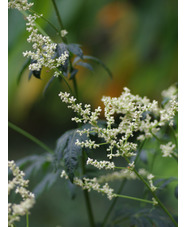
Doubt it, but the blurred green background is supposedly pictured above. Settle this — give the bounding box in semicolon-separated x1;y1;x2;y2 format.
8;0;177;226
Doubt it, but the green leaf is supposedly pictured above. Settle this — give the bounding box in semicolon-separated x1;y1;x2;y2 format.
33;171;60;197
112;206;176;227
17;57;30;84
83;55;112;78
16;154;53;178
55;129;88;182
76;61;94;71
154;177;177;191
67;43;83;59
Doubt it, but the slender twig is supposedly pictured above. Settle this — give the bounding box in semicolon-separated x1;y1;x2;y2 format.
101;179;126;227
21;11;49;37
124;156;178;227
101;139;146;227
115;194;153;204
51;0;67;43
8;122;54;154
26;212;29;227
72;77;79;102
81;151;95;227
29;9;60;34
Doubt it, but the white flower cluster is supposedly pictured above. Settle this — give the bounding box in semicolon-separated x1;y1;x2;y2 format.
8;160;35;227
61;30;68;38
59;85;177;160
60;171;115;200
86;158;115;170
9;0;69;77
8;0;34;11
97;168;149;184
160;142;176;157
147;174;157;191
23;13;69;74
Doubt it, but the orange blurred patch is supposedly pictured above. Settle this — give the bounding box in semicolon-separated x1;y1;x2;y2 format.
97;2;129;28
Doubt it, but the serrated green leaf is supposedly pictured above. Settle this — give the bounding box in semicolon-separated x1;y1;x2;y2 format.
17;57;30;84
16;154;52;178
67;43;83;59
55;129;88;182
83;55;112;78
33;171;60;197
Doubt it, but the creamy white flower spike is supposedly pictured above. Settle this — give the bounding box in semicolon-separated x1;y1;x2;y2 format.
86;158;115;170
60;170;116;200
8;160;35;227
58;85;178;160
8;0;34;11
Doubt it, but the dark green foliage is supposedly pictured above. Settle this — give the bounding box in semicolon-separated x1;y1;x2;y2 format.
55;129;88;182
76;61;94;71
83;55;112;78
67;43;84;59
33;171;60;197
154;177;177;194
15;154;60;198
16;154;52;178
112;206;176;227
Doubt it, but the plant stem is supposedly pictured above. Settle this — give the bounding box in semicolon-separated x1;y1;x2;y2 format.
101;179;126;227
72;77;79;102
81;151;95;227
26;212;29;227
8;122;54;154
101;139;146;227
21;11;49;37
115;194;153;204
51;0;67;43
124;156;178;227
29;9;60;34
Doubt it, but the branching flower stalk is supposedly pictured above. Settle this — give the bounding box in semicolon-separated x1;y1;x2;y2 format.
59;85;178;226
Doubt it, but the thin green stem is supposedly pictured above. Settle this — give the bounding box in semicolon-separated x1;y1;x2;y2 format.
21;11;49;37
26;212;29;227
8;122;54;154
115;194;153;204
81;151;95;227
51;0;67;43
101;179;126;227
72;77;79;102
101;140;146;227
29;9;60;34
124;156;178;227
